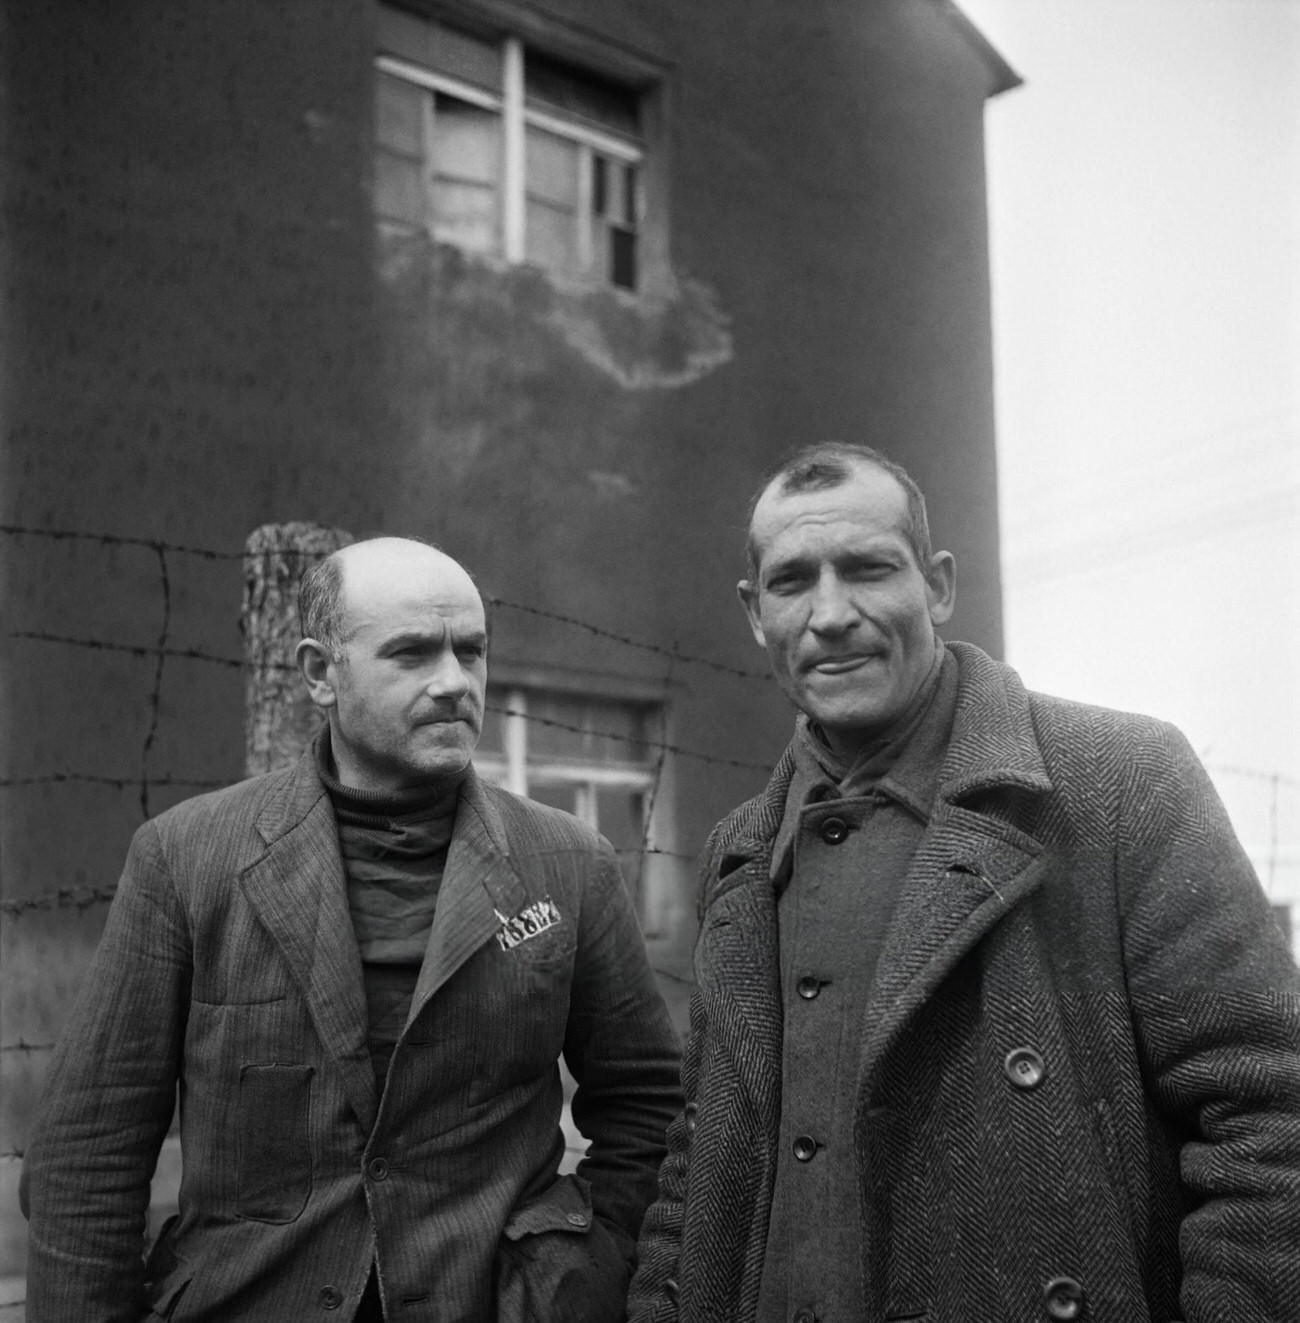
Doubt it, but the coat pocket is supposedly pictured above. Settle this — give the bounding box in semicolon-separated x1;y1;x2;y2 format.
236;1062;313;1223
495;1173;633;1323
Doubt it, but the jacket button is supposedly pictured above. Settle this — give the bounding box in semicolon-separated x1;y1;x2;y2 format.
565;1211;589;1227
1004;1046;1046;1090
818;817;849;844
796;976;822;1000
1044;1276;1084;1320
684;1102;698;1134
318;1286;343;1310
793;1311;819;1323
792;1134;818;1162
367;1157;389;1180
665;1278;680;1303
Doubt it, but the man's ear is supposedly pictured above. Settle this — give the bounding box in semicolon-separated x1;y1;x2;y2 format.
925;552;957;626
296;638;338;709
737;580;767;648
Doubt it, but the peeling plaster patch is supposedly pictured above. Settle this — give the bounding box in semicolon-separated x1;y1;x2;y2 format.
378;235;732;392
587;469;638;499
544;277;733;390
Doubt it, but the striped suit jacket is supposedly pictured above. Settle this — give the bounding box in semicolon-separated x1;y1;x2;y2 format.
629;641;1300;1323
23;749;681;1321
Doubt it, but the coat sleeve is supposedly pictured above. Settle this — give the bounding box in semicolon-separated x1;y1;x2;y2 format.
561;837;683;1255
21;818;191;1323
1117;721;1300;1323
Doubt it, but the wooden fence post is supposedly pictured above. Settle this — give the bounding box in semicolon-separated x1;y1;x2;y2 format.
242;522;352;776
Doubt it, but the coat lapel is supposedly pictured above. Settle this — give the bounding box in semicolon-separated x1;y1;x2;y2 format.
859;806;1049;1093
859;641;1055;1093
238;752;377;1132
405;769;529;1025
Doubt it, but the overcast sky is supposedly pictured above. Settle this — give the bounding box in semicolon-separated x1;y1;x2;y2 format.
958;0;1299;911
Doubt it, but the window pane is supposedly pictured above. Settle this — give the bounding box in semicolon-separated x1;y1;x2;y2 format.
528;782;582;818
609;226;637;290
432;181;498;253
525;693;648;763
375;151;426;228
526;127;579;207
432;95;500;253
525;49;640;137
526;199;579;274
435;95;500;184
376;71;424;157
594;786;648;854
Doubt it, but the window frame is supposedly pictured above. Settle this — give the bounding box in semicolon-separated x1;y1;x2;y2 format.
375;29;648;289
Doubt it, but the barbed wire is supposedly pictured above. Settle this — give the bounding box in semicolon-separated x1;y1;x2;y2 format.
4;628;776;780
1;522;769;680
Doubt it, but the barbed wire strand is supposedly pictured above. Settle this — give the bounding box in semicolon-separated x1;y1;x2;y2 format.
1;523;769;680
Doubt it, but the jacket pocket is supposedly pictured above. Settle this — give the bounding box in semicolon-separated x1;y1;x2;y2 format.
236;1062;313;1223
496;1173;632;1323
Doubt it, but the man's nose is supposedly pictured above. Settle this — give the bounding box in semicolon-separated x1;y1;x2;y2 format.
807;573;857;635
425;650;471;698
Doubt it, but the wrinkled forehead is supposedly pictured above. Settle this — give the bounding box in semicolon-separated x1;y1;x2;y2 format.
750;465;912;565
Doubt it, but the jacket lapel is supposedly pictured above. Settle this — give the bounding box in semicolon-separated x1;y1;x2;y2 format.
405;769;528;1025
238;751;377;1132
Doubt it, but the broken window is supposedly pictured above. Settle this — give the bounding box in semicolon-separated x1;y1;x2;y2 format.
374;3;647;292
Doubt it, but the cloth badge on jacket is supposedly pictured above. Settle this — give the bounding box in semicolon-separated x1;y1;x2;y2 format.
494;896;562;951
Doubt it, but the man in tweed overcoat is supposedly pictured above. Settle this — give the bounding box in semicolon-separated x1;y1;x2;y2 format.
23;537;681;1322
628;443;1300;1323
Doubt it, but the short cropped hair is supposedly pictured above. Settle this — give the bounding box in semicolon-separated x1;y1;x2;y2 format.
744;441;933;578
298;551;349;661
297;535;487;662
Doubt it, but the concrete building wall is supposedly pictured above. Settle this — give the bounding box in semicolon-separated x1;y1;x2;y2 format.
0;0;1010;1285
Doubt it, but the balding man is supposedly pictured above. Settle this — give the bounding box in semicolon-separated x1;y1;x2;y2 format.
23;537;681;1323
629;443;1300;1323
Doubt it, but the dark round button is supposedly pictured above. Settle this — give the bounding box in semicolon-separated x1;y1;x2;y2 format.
792;1134;818;1162
1043;1276;1084;1320
1004;1047;1046;1090
319;1286;343;1311
793;1311;819;1323
367;1157;389;1181
684;1102;698;1134
796;976;822;1000
818;817;849;845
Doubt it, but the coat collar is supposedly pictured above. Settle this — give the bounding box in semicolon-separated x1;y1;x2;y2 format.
715;640;1052;878
700;642;1056;1114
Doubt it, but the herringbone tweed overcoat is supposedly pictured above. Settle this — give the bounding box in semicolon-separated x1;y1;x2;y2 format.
628;641;1300;1323
22;750;681;1322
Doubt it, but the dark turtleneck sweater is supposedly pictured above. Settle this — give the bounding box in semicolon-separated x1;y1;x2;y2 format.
314;733;463;1090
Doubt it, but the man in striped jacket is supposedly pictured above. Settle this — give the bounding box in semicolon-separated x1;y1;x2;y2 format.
24;536;681;1322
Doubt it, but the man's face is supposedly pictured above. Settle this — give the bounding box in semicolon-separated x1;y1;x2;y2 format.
307;543;487;793
738;463;955;755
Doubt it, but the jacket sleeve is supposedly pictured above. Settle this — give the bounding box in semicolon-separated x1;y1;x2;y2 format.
21;818;191;1323
1117;721;1300;1323
562;837;683;1255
